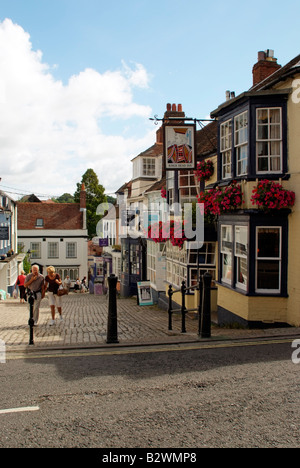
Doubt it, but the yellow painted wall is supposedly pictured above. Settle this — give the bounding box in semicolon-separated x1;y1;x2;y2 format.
282;79;300;325
218;285;288;323
216;76;300;327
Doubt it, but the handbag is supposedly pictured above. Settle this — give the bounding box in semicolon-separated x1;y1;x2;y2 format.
57;285;68;297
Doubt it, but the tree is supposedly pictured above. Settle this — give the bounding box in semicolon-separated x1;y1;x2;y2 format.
74;169;107;238
53;193;75;203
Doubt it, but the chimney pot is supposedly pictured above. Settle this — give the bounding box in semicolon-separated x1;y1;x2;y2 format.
172;104;176;112
257;51;266;61
252;50;281;86
178;104;182;112
167;103;171;111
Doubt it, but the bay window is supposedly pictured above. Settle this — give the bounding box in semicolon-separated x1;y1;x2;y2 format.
219;215;287;297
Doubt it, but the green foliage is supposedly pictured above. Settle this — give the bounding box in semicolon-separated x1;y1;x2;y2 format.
53;193;75;203
74;169;107;238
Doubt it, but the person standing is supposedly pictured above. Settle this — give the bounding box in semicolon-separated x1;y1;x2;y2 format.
45;266;63;326
24;265;45;325
14;270;27;303
63;275;71;292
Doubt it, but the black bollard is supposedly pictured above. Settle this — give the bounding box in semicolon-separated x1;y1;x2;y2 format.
167;285;173;331
106;274;119;344
198;275;203;336
28;292;34;345
181;281;187;333
201;272;212;339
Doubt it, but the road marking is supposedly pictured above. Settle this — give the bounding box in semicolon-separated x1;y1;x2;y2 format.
0;406;39;415
5;337;297;361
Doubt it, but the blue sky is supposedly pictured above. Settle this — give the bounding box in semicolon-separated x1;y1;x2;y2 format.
0;0;299;198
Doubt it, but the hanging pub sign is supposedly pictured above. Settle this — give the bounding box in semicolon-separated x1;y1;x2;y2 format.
164;123;196;170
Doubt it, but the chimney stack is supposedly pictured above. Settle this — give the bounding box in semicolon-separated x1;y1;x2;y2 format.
252;50;281;86
156;104;185;143
80;183;86;209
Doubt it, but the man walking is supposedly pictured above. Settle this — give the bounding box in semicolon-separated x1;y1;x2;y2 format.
24;265;45;325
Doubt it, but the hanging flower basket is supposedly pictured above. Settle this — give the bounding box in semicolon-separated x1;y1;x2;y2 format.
197;181;243;219
251;180;295;211
147;220;187;249
161;187;167;199
195;160;214;182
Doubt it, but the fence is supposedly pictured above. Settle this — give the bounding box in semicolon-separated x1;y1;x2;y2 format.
167;272;214;338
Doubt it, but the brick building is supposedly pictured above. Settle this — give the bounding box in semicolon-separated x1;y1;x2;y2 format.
17;185;88;284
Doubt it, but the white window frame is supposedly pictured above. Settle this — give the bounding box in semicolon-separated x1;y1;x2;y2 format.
255;226;282;294
30;242;41;259
220;120;232;180
178;170;198;204
235;225;248;291
234;111;248;176
256;107;282;174
35;218;44;228
48;242;59;259
221;225;233;284
142;158;156;177
66;242;77;259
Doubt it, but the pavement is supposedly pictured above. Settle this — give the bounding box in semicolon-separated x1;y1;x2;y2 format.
1;292;300;353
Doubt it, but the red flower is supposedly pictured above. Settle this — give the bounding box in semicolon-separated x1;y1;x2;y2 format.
251;180;295;211
195;160;214;182
147;220;187;249
197;181;243;218
161;187;167;199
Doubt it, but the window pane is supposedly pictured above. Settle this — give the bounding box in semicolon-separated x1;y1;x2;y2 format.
270;125;281;140
257;142;268;156
221;226;232;252
270;157;281;172
235;226;248;257
257;260;280;290
257;109;268;124
237;146;248;175
269;108;281;124
257;156;268;172
237;257;248;287
222;253;232;281
257;228;280;258
258;125;269;140
270;141;281;156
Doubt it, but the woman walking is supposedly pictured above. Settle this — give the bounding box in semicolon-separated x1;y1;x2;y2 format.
45;266;63;326
14;270;27;303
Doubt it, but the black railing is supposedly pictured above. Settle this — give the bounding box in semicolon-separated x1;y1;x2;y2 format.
168;272;214;338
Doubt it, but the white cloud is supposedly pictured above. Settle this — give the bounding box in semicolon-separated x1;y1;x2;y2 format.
0;19;155;198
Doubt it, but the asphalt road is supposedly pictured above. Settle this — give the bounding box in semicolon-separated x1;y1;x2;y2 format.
0;339;299;449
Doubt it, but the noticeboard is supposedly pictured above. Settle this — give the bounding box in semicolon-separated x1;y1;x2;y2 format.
0;227;9;241
137;281;153;306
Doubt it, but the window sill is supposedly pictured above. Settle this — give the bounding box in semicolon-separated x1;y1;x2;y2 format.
217;281;288;298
